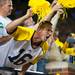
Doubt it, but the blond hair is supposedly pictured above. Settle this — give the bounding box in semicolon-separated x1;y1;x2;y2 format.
38;21;52;29
0;0;11;6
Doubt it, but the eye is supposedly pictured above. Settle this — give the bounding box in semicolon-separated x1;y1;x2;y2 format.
48;29;52;32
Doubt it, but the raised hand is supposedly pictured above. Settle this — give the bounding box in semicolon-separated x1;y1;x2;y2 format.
26;8;33;18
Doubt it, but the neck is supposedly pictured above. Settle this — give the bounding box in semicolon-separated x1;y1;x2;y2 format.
0;11;7;17
31;44;37;49
31;41;42;49
0;13;6;17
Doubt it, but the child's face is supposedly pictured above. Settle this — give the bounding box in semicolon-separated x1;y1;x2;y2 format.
32;27;52;47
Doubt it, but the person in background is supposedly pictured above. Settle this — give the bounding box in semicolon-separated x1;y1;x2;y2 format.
0;0;33;45
0;0;13;45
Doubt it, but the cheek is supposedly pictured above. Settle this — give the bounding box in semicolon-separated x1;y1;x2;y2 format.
36;31;43;36
5;8;9;12
40;32;48;40
39;32;47;38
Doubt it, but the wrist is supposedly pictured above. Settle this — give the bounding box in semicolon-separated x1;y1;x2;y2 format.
51;9;57;13
25;14;31;19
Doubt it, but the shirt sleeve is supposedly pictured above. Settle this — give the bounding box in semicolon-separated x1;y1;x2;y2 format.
12;26;35;41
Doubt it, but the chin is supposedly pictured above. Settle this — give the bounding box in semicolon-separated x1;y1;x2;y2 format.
32;41;42;47
8;12;12;15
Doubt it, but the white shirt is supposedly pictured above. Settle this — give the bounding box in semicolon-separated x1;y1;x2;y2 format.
0;16;12;37
0;16;12;66
0;39;42;70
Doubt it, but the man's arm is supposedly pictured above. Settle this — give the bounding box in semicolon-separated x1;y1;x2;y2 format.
0;35;12;45
44;3;63;22
19;63;32;75
6;8;33;34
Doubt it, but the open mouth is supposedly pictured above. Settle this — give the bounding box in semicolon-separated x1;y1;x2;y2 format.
32;41;42;47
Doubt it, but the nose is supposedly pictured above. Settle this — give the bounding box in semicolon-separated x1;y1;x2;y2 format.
33;32;43;41
34;34;41;39
11;6;13;10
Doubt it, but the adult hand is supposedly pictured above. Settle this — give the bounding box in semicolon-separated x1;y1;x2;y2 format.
51;0;57;7
52;3;63;13
26;8;33;18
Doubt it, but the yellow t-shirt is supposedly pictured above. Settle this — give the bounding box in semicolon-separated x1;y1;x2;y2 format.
12;26;35;41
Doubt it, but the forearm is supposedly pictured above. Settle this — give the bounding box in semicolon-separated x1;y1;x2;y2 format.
33;22;40;30
19;63;32;75
6;15;31;34
45;2;63;22
51;0;57;7
0;35;12;45
44;9;56;22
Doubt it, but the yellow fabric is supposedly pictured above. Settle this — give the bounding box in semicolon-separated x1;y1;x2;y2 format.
52;38;75;56
12;26;35;41
41;41;49;55
31;56;39;64
28;0;51;20
61;42;75;56
62;42;69;50
65;48;75;56
58;0;75;8
56;72;60;75
55;38;63;48
58;41;75;56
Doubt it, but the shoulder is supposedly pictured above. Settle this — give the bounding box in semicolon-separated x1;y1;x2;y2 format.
0;16;12;27
12;26;35;41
